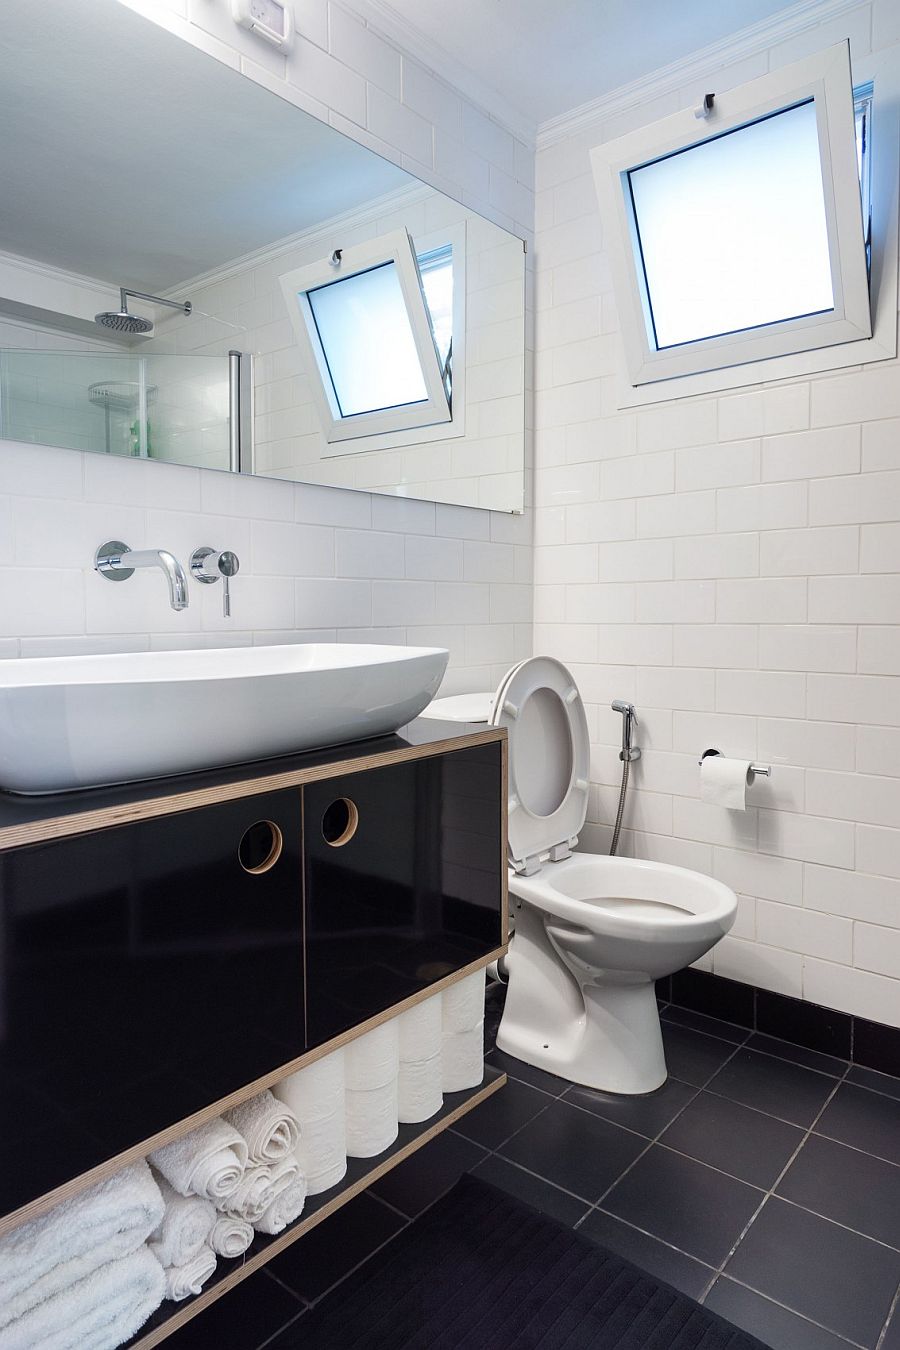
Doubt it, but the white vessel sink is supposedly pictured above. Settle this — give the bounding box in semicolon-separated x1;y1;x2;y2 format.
0;643;449;794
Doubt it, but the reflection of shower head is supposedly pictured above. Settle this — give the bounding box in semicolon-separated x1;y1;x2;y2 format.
95;287;192;335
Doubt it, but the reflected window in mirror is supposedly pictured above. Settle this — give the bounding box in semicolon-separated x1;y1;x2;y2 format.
280;228;451;445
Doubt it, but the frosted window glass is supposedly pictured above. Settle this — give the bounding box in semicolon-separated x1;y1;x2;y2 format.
629;100;834;349
419;247;453;371
307;261;428;417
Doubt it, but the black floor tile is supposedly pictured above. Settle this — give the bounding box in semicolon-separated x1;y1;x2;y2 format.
164;1270;304;1350
756;989;852;1060
661;1022;741;1087
470;1154;591;1227
563;1075;697;1138
451;1077;552;1150
725;1196;900;1347
267;1192;406;1302
745;1031;847;1077
814;1081;900;1165
581;1208;714;1300
660;1091;804;1189
661;1004;750;1044
846;1064;900;1102
499;1098;646;1202
704;1277;858;1350
707;1047;837;1127
601;1144;762;1267
485;1046;571;1097
368;1128;487;1218
777;1133;900;1248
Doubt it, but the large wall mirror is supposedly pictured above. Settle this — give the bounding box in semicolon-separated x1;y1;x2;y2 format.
0;1;526;512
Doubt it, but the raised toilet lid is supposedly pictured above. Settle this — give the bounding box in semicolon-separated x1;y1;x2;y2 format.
489;656;590;875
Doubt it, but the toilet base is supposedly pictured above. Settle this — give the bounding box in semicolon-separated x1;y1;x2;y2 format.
497;905;667;1094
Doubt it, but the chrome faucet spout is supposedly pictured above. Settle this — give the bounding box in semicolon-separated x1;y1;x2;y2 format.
94;541;189;611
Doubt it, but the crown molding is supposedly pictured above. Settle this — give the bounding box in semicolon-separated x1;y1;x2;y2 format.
537;0;867;148
162;182;432;298
332;0;537;146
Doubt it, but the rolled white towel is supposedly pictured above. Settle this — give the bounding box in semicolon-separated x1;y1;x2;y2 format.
222;1163;274;1224
149;1117;248;1203
224;1090;300;1165
442;969;486;1033
162;1244;217;1303
0;1160;163;1333
208;1216;255;1260
0;1245;165;1350
253;1160;307;1236
148;1175;216;1270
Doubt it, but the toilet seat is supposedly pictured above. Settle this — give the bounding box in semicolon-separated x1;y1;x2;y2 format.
489;656;590;876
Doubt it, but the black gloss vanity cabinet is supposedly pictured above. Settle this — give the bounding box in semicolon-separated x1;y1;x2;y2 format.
0;729;506;1226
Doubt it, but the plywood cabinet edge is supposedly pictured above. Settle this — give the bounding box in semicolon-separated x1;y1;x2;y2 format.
129;1071;507;1350
0;947;508;1239
0;728;507;853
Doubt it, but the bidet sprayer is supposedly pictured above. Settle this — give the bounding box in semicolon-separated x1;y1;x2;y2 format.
612;700;641;762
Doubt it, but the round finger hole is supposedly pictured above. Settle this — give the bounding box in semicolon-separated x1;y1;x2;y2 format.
322;797;358;847
238;820;283;874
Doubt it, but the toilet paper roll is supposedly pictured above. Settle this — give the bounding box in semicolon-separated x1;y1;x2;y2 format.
345;1079;399;1158
700;754;752;810
398;1053;443;1124
274;1048;345;1123
397;994;443;1063
306;1154;348;1197
441;1024;484;1092
296;1108;347;1193
442;969;486;1034
345;1022;400;1091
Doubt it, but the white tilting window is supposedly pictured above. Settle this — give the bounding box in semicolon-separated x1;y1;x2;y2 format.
592;43;871;388
279;228;451;443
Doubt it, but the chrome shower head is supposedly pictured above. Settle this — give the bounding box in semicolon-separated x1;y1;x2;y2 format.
95;307;154;334
95;287;192;336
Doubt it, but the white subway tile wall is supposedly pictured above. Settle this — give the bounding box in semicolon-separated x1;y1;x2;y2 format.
0;0;534;700
533;0;900;1027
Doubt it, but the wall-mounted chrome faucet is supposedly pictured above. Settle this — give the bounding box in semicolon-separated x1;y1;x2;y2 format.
190;546;240;617
612;699;641;762
94;541;189;611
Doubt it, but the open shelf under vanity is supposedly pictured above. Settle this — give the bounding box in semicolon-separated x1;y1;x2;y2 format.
127;1065;505;1348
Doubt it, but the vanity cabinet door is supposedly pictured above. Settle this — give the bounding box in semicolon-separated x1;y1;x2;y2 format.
303;741;504;1047
0;789;303;1219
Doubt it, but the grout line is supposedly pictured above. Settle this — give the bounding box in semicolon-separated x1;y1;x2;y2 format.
261;1268;309;1303
843;1072;900;1104
696;1061;851;1305
367;1191;416;1223
773;1193;900;1255
875;1282;900;1350
305;1220;415;1308
473;1149;597;1208
256;1306;309;1349
714;1275;869;1349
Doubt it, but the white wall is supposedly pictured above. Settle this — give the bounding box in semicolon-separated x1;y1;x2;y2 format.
0;0;533;695
533;0;900;1026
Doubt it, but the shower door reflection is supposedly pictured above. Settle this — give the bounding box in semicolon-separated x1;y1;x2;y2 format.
0;350;241;471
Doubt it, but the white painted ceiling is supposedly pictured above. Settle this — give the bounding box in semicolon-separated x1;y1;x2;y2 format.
346;0;806;129
0;0;410;291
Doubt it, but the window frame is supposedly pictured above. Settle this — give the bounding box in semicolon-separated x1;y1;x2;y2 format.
592;43;872;391
279;227;451;444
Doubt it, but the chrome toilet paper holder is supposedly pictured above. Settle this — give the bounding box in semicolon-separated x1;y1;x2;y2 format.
700;747;771;779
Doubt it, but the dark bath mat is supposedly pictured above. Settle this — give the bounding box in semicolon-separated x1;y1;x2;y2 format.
284;1172;768;1348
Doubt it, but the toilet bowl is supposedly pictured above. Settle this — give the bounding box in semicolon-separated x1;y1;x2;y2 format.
476;655;737;1094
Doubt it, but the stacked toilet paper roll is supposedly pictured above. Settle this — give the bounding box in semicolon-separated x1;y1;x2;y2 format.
345;1023;400;1157
274;1050;348;1196
396;994;443;1124
441;969;485;1092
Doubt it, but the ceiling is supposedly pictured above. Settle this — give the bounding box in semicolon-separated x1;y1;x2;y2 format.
346;0;807;130
0;0;410;291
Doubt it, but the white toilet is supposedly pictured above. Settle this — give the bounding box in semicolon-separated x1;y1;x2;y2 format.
422;657;737;1095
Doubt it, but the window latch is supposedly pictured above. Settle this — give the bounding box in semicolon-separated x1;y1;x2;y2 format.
694;92;715;120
